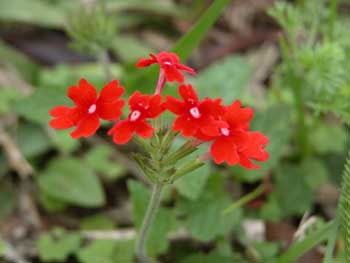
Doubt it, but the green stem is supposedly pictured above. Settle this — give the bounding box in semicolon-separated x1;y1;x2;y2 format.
329;0;338;40
135;183;163;263
99;49;112;82
223;184;266;215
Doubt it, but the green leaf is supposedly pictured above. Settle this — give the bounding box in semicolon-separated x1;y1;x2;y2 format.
38;191;68;212
50;130;80;154
111;36;153;62
0;182;16;219
253;241;280;262
173;142;211;200
77;240;116;263
80;214;115;230
180;250;245;263
276;221;334;263
84;145;126;181
37;227;81;262
127;180;177;256
311;123;347;154
275;163;314;216
15;122;51;158
231;105;292;182
301;157;328;190
196;56;252;104
38;158;105;207
172;0;231;60
177;174;241;242
0;89;22;114
112;239;135;263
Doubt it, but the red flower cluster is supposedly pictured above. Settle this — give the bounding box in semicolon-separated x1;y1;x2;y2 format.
49;51;269;169
164;85;269;169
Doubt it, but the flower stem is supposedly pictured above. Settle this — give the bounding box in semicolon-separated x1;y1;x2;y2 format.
135;182;163;263
99;49;112;82
154;68;166;95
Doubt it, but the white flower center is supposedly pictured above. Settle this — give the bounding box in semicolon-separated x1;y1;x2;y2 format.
189;107;201;119
220;128;230;136
88;104;96;114
163;61;172;65
130;110;141;121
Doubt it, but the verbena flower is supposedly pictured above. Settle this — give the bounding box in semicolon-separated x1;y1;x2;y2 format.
164;84;224;137
108;91;164;144
49;79;125;138
136;51;196;83
200;101;269;169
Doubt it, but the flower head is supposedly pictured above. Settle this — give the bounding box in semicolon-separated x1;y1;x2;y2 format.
108;91;164;144
201;100;269;169
164;84;224;137
136;51;196;83
49;79;125;138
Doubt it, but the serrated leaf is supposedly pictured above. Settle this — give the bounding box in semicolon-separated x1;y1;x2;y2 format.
38;158;105;207
37;228;81;262
196;56;252;104
128;180;177;256
231;105;292;182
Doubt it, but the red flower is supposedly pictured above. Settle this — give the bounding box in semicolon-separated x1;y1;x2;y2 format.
49;79;125;138
108;91;164;144
164;84;224;137
201;101;269;169
136;51;196;83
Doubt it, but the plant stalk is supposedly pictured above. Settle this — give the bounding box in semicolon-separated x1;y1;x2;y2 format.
135;183;163;263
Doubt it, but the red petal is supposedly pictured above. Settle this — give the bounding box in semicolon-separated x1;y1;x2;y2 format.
165;68;184;83
70;114;100;138
147;94;164;118
98;100;125;120
199;98;224;117
176;63;196;75
210;137;239;165
173;115;198;137
49;106;71;117
96;80;125;120
201;120;228;137
68;79;97;108
164;96;186;115
128;91;143;108
49;106;82;129
178;84;198;104
98;80;124;103
239;155;260;170
108;120;134;144
136;57;156;68
225;100;253;128
135;120;154;138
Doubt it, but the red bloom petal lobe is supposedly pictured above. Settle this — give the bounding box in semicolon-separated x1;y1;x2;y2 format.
68;79;97;108
164;96;186;115
210;137;239;165
70;114;100;139
178;84;198;103
109;120;134;144
135;121;154;138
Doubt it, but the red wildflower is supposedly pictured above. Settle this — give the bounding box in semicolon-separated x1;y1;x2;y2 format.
108;91;164;144
136;51;196;83
201;101;269;169
49;79;125;138
164;84;224;137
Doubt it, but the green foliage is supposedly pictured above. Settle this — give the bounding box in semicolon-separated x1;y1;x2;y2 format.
177;174;241;242
180;250;245;263
38;158;105;207
195;56;252;104
0;0;64;28
339;149;350;262
80;214;115;230
77;240;116;263
37;227;82;262
66;6;116;55
0;88;22;114
128;180;177;256
276;221;334;263
0;182;16;219
84;145;126;181
253;241;280;263
311;123;347;154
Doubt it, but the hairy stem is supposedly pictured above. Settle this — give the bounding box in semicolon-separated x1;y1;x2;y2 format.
135;183;163;263
154;68;166;95
329;0;338;40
